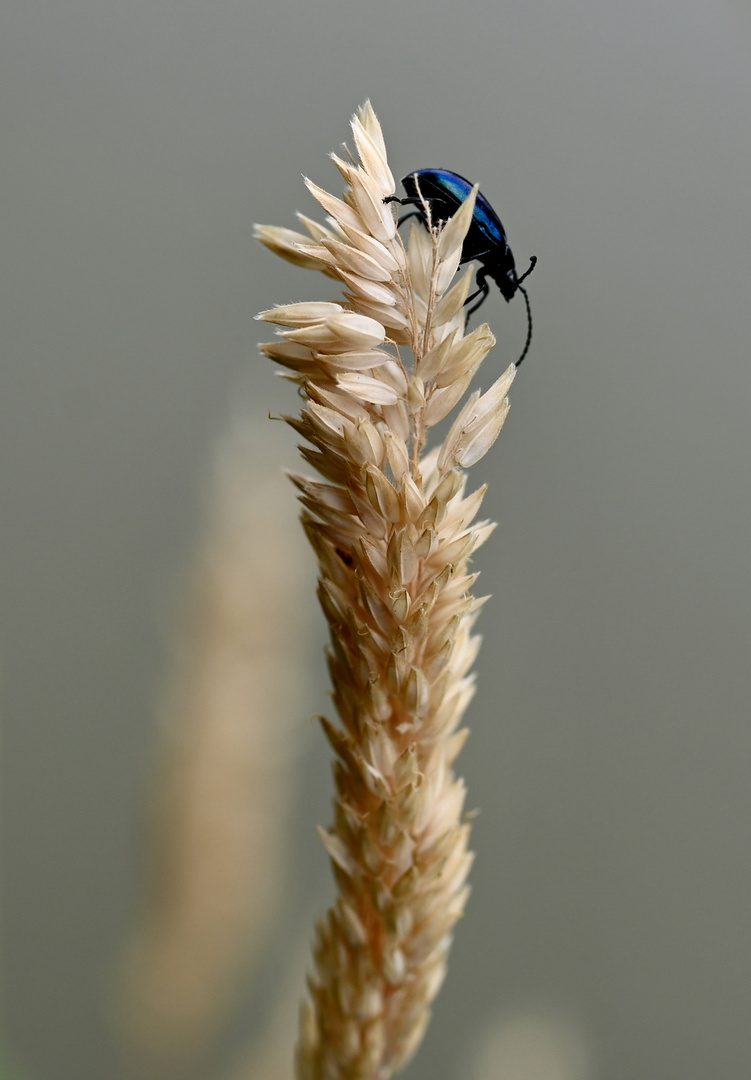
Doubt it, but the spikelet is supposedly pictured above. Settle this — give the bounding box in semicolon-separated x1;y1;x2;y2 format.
256;102;515;1080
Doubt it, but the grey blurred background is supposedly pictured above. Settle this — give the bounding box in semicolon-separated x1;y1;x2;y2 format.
2;2;751;1079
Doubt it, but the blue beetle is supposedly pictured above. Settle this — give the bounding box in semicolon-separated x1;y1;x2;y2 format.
385;169;536;365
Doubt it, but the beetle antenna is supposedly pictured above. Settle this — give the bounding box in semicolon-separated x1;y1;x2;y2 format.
515;284;533;367
516;254;537;287
512;256;536;366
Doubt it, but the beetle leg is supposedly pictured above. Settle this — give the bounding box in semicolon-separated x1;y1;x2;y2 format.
465;269;490;318
383;196;421;208
394;210;424;228
384;196;427;231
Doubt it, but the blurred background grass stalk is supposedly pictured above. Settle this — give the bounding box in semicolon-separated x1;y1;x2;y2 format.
118;419;311;1074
